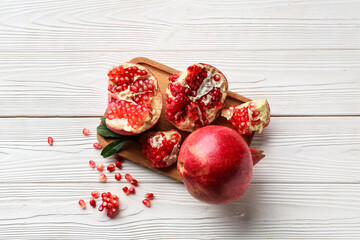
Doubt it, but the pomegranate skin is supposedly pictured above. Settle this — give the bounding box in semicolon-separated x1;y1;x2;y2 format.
177;125;253;204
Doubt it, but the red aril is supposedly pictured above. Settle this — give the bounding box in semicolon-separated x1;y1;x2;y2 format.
178;126;265;204
140;129;182;168
98;174;107;182
106;63;162;135
142;199;151;207
129;186;135;194
96;163;104;172
145;193;154;200
125;173;132;181
82;128;90;135
115;172;121;181
107;164;115;172
78;199;86;209
115;160;122;169
93;142;102;149
48;137;53;146
130;179;138;186
221;99;270;135
166;63;228;132
115;155;124;162
89;160;96;168
122;187;130;195
91;190;100;198
90;198;96;208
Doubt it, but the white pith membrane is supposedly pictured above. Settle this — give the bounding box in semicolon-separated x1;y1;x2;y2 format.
166;63;228;132
147;130;181;166
106;62;162;134
221;99;270;133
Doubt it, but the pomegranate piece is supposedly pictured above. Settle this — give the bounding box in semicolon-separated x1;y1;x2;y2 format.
98;174;107;182
82;128;90;135
221;99;270;135
142;199;151;207
115;172;121;181
166;63;228;132
145;193;154;200
78;199;86;209
90;198;96;208
48;137;54;146
107;164;115;172
89;160;96;168
99;192;119;218
140;129;182;168
178;126;265;204
93;142;102;149
91;190;100;198
106;63;162;135
96;163;104;172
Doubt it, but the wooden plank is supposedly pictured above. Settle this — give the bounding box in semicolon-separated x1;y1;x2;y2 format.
0;51;359;116
0;0;359;51
0;117;358;183
0;182;359;239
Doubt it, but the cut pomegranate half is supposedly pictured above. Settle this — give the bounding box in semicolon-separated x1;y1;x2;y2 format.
166;63;228;132
140;129;182;168
106;63;162;135
221;99;270;135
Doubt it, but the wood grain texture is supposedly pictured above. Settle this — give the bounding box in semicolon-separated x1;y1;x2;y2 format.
0;51;359;116
0;0;359;51
0;117;358;184
0;182;359;239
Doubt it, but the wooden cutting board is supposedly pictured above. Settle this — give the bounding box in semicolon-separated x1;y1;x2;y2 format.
97;57;254;181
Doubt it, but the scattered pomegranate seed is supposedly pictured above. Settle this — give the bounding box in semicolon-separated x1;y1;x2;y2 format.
130;179;138;186
115;160;122;169
91;190;99;198
145;193;154;200
96;163;104;171
107;164;115;172
78;199;86;209
115;172;121;181
125;173;133;181
90;198;96;208
82;128;90;135
129;186;135;194
98;174;107;182
93;142;102;149
115;155;124;162
48;137;54;146
89;160;96;168
122;187;130;195
142;199;151;207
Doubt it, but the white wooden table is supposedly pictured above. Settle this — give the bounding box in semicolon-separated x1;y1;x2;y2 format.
0;1;359;239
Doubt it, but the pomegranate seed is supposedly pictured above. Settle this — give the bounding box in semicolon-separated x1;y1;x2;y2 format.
214;74;221;81
145;193;154;200
91;190;100;198
130;179;138;186
122;187;130;195
98;205;104;211
115;172;121;181
129;186;135;194
93;142;102;149
98;174;107;182
78;199;86;209
107;164;115;172
96;163;104;172
125;173;133;181
82;128;90;135
115;160;122;169
89;160;96;168
48;137;54;146
142;199;151;207
90;198;96;208
115;155;124;162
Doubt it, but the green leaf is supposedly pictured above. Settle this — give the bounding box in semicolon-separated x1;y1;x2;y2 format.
100;117;106;125
101;140;127;158
97;125;124;138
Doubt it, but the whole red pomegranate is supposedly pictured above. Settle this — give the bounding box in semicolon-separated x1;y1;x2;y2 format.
106;62;162;135
177;125;264;204
166;63;228;132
